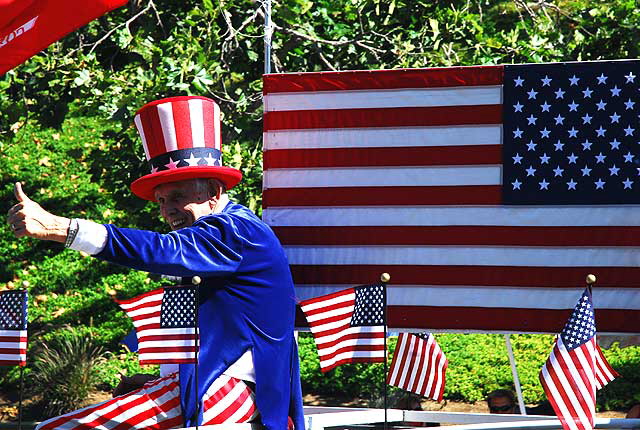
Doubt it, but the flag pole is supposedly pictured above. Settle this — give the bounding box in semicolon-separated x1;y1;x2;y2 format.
18;364;24;430
504;333;526;415
380;272;390;430
263;0;272;74
192;276;202;430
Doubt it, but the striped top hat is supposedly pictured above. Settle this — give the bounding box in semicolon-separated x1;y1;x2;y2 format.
130;96;242;201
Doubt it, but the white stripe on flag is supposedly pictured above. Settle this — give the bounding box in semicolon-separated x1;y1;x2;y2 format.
295;286;639;310
264;125;501;150
263;206;640;227
320;350;386;368
264;165;501;188
263;85;502;111
284;245;638;267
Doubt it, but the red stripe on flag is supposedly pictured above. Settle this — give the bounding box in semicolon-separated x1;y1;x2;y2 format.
274;226;640;246
299;287;354;306
0;335;26;342
138;333;198;342
264;105;502;131
315;330;386;350
263;185;502;207
323;356;385;372
290;265;640;288
297;306;639;333
116;288;163;305
263;145;502;169
0;348;26;354
263;66;504;93
172;100;193;149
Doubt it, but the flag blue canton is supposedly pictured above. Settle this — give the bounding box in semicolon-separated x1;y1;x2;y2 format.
0;290;27;330
503;60;640;204
559;289;596;350
160;286;197;328
350;283;386;327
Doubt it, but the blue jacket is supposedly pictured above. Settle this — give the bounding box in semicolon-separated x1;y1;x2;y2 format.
96;202;304;429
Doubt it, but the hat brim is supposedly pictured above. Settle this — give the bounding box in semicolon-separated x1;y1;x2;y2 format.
130;166;243;201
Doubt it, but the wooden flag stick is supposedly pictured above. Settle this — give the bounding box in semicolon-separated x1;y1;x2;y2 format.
380;272;390;430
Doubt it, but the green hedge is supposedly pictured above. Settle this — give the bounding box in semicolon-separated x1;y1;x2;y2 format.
298;332;640;410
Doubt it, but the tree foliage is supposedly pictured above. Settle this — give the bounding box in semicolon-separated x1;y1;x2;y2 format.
1;0;640;413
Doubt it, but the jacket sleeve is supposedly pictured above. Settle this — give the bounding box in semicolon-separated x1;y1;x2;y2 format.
96;215;244;277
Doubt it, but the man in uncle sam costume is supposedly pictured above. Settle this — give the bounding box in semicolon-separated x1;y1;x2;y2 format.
7;96;304;429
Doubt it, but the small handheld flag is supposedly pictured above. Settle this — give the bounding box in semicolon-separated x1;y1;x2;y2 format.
117;286;198;365
539;286;618;430
0;289;27;366
300;283;386;372
387;332;448;402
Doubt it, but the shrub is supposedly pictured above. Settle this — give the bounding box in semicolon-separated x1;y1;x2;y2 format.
29;329;106;418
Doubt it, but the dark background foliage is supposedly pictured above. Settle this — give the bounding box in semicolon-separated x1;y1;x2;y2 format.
1;0;639;418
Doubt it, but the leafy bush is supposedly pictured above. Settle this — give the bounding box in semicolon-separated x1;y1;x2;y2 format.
30;329;106;418
299;332;640;410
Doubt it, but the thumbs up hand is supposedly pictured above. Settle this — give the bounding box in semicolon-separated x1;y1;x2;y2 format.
7;182;71;243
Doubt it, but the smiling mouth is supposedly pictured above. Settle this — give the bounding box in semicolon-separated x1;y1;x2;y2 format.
170;219;187;229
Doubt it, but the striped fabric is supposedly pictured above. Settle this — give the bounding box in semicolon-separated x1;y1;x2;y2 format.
262;66;640;333
539;288;618;430
0;290;27;366
299;285;386;372
387;332;448;402
594;344;619;390
117;287;198;365
133;96;223;174
36;373;259;429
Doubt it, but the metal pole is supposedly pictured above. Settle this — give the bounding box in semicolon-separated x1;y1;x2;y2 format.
504;334;527;415
263;0;272;74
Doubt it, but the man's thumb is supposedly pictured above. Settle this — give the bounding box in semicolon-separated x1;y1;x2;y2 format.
14;182;29;202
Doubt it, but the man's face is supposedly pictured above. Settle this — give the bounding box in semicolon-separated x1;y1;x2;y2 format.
154;180;215;230
488;396;516;414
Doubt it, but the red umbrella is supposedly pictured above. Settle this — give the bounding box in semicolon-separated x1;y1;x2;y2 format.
0;0;128;75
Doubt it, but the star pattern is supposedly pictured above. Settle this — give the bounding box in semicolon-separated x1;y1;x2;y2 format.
503;61;640;204
350;284;386;327
160;286;197;328
0;290;27;330
560;289;596;350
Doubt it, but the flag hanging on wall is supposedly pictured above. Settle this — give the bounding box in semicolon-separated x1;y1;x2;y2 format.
117;286;198;365
263;60;640;333
0;0;128;75
387;332;448;402
539;288;618;430
0;289;27;366
300;283;386;372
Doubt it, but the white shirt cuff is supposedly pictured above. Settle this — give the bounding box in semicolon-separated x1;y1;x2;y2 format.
68;219;108;255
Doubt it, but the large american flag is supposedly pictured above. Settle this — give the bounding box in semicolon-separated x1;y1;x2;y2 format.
0;289;27;366
299;283;386;372
117;286;198;365
387;332;448;402
539;288;618;430
262;61;640;333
